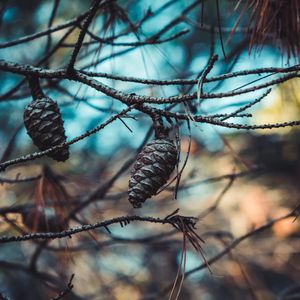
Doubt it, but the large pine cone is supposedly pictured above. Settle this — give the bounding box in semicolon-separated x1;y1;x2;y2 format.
128;139;178;208
24;98;69;161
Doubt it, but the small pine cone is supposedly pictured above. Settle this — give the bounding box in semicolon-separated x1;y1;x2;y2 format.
128;139;178;208
24;97;69;161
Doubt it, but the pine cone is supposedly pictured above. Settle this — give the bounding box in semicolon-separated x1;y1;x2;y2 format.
24;97;69;161
128;139;178;208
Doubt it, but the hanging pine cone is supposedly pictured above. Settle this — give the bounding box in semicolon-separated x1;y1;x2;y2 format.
24;76;69;161
128;139;178;208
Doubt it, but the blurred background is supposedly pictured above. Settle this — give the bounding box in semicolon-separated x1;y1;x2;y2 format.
0;0;299;299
